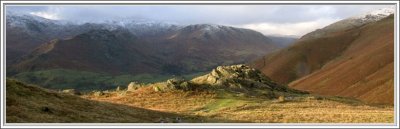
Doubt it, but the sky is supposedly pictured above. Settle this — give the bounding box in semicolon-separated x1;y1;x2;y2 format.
6;5;393;37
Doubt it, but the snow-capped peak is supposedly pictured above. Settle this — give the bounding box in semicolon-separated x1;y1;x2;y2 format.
367;7;395;16
98;17;180;28
200;24;224;32
350;6;395;21
6;11;72;27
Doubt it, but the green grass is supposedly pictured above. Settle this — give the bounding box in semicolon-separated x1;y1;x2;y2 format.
11;69;207;91
200;90;249;112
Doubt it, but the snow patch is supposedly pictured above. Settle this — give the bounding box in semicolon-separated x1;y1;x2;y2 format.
350;7;395;22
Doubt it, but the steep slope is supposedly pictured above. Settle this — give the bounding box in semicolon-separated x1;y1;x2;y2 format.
251;13;394;104
251;26;361;84
289;15;394;104
252;7;394;84
5;79;195;123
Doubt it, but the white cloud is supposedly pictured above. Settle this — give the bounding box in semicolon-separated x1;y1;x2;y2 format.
239;18;341;37
29;12;60;20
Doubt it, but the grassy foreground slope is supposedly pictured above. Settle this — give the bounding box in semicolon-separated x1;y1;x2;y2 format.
86;65;394;123
88;87;394;123
6;79;221;123
6;65;394;123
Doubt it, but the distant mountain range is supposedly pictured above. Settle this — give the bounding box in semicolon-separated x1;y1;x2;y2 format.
6;13;295;90
251;7;394;104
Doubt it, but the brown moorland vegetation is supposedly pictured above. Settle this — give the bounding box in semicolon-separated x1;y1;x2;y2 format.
6;65;394;123
251;15;394;105
84;65;394;123
86;84;394;123
6;79;238;123
289;15;394;105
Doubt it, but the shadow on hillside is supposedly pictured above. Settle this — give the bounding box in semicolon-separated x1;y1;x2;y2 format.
88;100;251;123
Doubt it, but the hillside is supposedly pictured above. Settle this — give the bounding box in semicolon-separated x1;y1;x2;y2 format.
82;65;393;123
289;15;394;104
8;28;163;75
158;24;278;73
251;14;394;104
7;65;394;123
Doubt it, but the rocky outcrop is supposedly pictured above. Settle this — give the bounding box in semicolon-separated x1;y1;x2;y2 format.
191;64;306;93
150;64;306;95
153;78;196;92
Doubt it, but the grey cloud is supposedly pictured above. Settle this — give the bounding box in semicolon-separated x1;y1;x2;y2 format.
6;5;392;24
